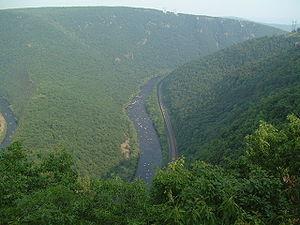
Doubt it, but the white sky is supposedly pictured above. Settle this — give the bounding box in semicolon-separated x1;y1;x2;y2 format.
0;0;299;24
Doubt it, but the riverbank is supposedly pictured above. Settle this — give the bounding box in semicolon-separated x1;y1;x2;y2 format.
157;81;178;161
0;113;7;143
0;98;18;149
145;79;169;165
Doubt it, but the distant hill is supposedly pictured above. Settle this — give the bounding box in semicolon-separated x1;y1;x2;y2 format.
224;17;292;32
0;7;283;177
265;23;292;32
162;33;300;163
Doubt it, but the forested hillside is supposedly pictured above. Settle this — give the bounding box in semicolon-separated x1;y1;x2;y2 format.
162;33;300;163
0;7;283;177
1;114;299;224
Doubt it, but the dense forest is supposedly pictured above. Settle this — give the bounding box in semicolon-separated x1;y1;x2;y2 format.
162;33;300;165
1;114;299;224
0;5;299;224
0;7;283;178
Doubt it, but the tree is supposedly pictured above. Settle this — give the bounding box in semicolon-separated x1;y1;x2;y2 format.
246;114;300;178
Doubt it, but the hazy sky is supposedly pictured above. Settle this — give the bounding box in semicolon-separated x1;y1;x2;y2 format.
0;0;299;24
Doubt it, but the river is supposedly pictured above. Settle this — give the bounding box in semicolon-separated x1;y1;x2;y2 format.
1;79;163;182
127;77;163;184
0;98;17;149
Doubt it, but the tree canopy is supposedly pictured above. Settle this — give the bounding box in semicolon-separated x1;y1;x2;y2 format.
0;115;298;224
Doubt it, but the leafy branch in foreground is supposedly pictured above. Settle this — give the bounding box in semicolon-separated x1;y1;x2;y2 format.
0;115;298;224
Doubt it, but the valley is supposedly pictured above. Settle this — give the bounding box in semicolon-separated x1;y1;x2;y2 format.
0;4;298;223
0;7;282;178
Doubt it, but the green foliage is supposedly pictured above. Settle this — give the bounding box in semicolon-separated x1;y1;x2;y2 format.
246;114;300;178
0;7;283;177
245;115;300;220
0;143;150;224
0;143;77;224
1;114;298;225
1;6;297;224
236;167;290;224
163;34;300;165
151;155;295;224
151;159;242;225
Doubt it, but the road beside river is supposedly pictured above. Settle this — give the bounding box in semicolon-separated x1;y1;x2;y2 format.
158;81;178;161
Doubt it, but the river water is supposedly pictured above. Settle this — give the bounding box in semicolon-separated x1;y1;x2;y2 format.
0;98;17;149
1;80;162;184
127;77;162;184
